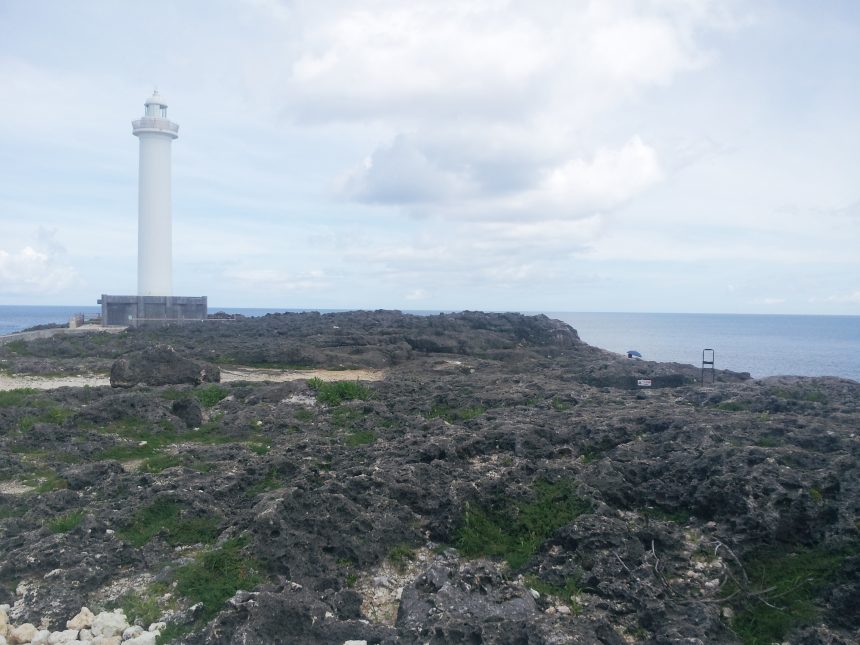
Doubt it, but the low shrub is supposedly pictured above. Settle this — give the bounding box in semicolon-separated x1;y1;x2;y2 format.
456;480;591;569
308;378;372;405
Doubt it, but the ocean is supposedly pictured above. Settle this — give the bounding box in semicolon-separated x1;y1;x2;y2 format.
1;306;857;382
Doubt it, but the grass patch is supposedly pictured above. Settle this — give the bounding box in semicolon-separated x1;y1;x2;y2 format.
551;398;571;411
456;480;591;569
346;430;376;446
723;544;854;644
525;575;581;612
295;408;315;422
172;537;263;623
388;543;416;572
0;388;41;407
193;385;228;408
4;339;31;355
118;498;220;547
160;388;189;401
246;467;282;496
245;442;269;455
21;469;67;493
119;586;170;629
755;436;781;448
308;378;372;405
717;400;748;412
331;405;363;428
48;510;85;533
429;403;485;423
0;505;26;520
140;453;184;473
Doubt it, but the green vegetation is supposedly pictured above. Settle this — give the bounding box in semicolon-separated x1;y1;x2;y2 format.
193;384;228;408
0;388;41;407
118;498;221;548
388;543;417;572
641;505;691;524
456;480;591;569
772;387;828;404
21;469;67;493
246;467;282;496
172;537;263;623
308;378;372;405
0;505;26;520
429;403;485;423
0;388;73;430
754;436;781;448
724;544;854;644
245;441;270;455
525;575;581;613
119;588;168;629
140;453;184;473
717;400;748;412
4;339;31;355
48;510;85;533
118;538;262;643
332;405;363;428
295;408;315;422
346;430;376;446
551;397;571;411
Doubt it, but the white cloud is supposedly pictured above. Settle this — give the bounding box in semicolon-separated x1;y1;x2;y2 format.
0;246;78;295
522;137;662;216
338;135;476;204
222;268;330;292
818;291;860;304
404;288;429;301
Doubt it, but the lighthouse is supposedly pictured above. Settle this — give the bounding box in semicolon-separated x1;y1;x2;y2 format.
133;91;178;296
99;92;206;326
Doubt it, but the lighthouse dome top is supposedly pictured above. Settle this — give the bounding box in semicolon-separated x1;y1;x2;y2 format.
133;90;179;139
144;91;168;108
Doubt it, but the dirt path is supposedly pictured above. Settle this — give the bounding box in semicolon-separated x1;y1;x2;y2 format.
0;367;383;391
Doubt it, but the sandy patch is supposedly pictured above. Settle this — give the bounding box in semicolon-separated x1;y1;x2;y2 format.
0;481;35;495
220;367;384;383
0;373;109;391
0;367;383;391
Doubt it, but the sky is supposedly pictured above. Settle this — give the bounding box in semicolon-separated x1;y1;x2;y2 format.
1;0;858;314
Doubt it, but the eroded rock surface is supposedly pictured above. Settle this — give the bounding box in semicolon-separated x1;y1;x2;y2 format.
0;311;857;644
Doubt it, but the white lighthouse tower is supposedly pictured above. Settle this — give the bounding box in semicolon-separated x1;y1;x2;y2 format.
132;91;178;296
99;92;206;326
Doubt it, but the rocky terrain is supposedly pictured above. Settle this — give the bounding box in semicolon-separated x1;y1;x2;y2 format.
0;311;857;644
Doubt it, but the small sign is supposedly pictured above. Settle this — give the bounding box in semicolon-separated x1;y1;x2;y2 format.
637;379;652;387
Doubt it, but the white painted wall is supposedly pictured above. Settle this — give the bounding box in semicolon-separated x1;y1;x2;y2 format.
132;94;178;296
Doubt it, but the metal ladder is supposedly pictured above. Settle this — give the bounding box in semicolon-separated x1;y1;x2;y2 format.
701;348;715;384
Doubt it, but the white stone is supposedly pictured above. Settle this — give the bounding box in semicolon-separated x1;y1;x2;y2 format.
91;611;129;639
9;623;38;645
48;630;79;644
146;623;165;634
79;629;93;641
0;634;7;645
122;625;143;640
67;607;95;630
529;588;540;600
343;641;368;645
124;634;156;645
32;630;52;644
91;637;122;645
556;605;571;615
0;607;8;637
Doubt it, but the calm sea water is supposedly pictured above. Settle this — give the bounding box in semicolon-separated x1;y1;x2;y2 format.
1;306;857;381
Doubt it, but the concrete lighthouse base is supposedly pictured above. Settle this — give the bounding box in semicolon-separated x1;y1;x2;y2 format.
99;294;207;327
